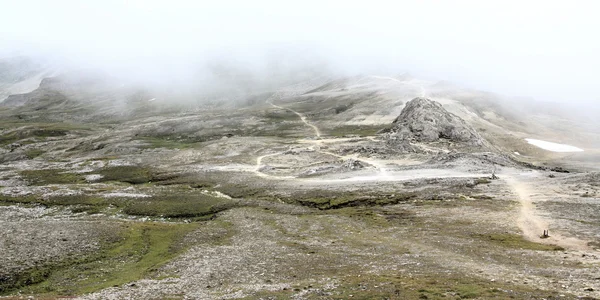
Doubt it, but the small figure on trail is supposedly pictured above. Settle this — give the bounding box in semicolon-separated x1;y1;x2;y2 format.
490;164;499;180
540;229;550;239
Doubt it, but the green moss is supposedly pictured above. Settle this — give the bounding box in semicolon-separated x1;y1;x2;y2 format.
215;183;272;199
0;194;119;215
47;194;101;205
20;169;85;185
98;166;153;184
0;123;90;146
292;190;416;209
29;129;68;137
0;189;239;219
474;177;491;185
0;194;39;205
262;110;299;121
25;149;45;159
243;273;560;299
123;194;232;218
473;233;564;251
6;222;200;296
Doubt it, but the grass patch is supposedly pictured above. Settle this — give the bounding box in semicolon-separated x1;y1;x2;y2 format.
25;149;45;159
474;177;491;185
0;194;121;215
0;122;90;146
291;190;417;210
331;206;416;228
244;273;561;299
0;194;40;205
4;222;200;296
20;169;85;185
262;110;300;122
98;166;153;184
123;194;234;218
0;190;237;219
214;182;273;199
473;233;564;251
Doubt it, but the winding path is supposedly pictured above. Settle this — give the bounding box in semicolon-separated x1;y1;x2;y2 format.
267;100;321;138
255;82;467;182
503;173;592;251
260;93;390;179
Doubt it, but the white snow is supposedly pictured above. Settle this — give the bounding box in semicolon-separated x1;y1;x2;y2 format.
84;174;103;182
525;138;584;152
103;192;150;198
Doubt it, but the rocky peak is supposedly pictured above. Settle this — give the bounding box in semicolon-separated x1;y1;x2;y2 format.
386;97;484;146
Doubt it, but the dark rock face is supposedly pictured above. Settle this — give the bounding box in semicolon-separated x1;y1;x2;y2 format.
1;89;68;108
1;93;28;107
386;97;484;146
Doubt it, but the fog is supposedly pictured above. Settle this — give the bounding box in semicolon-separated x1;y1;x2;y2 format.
1;0;599;104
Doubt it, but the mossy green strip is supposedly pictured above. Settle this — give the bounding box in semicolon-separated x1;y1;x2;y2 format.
3;222;199;296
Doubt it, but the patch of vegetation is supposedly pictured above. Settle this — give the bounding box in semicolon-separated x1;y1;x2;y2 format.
473;233;564;251
244;273;561;299
262;110;299;122
0;190;237;219
20;169;85;185
3;222;201;296
25;149;45;159
98;166;153;184
0;123;89;146
327;125;387;137
292;190;417;210
29;129;69;137
0;194;39;205
331;206;416;228
123;194;234;219
215;182;273;199
0;194;119;215
474;177;491;185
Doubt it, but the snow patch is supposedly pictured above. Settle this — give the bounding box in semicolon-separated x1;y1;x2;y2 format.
525;138;584;153
85;174;103;182
103;192;150;198
201;190;232;199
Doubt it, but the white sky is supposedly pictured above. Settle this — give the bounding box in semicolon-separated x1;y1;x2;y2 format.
1;0;599;103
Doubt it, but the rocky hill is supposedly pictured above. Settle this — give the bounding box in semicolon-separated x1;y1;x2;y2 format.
384;97;486;148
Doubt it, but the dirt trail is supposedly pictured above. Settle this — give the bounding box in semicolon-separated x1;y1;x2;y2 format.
262;96;392;179
255;84;474;183
252;95;323;179
503;173;592;251
253;149;295;180
267;101;321;138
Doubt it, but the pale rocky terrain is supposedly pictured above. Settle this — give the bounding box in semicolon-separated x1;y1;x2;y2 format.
0;58;599;299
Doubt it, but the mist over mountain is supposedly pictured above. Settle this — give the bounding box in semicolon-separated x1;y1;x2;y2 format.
2;2;600;299
2;1;599;105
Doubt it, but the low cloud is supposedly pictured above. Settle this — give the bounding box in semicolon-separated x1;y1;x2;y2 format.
1;0;599;103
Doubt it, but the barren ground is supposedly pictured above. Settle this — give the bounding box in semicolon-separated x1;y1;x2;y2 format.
1;76;599;299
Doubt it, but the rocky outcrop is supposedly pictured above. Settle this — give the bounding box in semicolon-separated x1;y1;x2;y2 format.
385;97;485;146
